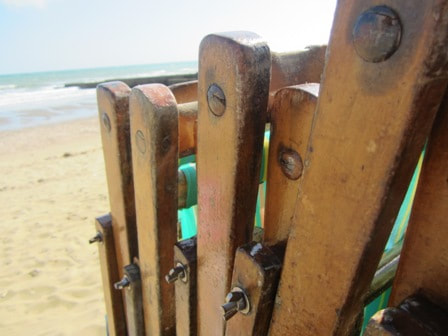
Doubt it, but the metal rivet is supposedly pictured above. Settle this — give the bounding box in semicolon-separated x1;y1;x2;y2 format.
102;112;111;132
135;130;146;154
352;5;402;63
278;148;303;180
165;263;188;284
221;287;250;321
88;231;103;244
207;84;226;117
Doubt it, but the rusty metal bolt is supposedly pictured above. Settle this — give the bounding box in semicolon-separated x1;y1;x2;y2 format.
165;263;188;284
88;231;103;244
114;263;141;290
114;275;130;290
207;83;226;117
102;112;111;132
352;5;402;63
221;287;251;321
278;148;303;180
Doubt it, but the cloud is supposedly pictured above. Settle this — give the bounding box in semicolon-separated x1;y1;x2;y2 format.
1;0;53;8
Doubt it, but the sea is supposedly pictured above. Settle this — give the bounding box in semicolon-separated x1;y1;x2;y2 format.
0;61;197;131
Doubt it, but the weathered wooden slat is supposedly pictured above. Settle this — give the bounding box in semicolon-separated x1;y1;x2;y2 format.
169;80;198;104
93;214;126;336
168;237;198;336
130;84;179;335
264;84;319;250
389;90;448;307
177;102;198;157
224;242;281;336
269;1;448;335
96;82;140;332
196;31;271;335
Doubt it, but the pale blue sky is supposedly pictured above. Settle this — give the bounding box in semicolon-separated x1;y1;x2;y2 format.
0;0;337;75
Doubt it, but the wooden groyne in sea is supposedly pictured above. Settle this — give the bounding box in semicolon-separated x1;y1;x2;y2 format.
65;73;197;89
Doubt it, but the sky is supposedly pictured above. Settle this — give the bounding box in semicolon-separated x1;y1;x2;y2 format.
0;0;337;75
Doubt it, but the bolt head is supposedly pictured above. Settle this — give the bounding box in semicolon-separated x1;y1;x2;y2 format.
102;112;111;132
278;148;303;180
207;84;226;117
353;5;402;63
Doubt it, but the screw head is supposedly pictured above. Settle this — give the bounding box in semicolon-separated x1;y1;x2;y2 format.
102;112;111;132
352;5;402;63
207;84;226;117
278;148;303;180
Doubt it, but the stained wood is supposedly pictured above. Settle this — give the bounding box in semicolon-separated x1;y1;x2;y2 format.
173;237;197;336
97;82;139;331
94;214;126;336
390;90;448;306
177;102;198;157
264;84;319;248
196;32;270;335
130;84;178;335
225;242;281;336
268;1;448;334
169;80;198;104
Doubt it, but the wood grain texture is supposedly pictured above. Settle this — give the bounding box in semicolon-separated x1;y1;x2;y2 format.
264;84;319;247
196;31;271;336
268;1;448;335
95;214;127;336
177;102;198;157
174;237;197;336
130;84;179;335
169;80;198;104
96;81;138;332
225;242;281;336
389;90;448;307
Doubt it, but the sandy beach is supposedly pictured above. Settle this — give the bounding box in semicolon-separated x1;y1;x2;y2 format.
0;117;109;335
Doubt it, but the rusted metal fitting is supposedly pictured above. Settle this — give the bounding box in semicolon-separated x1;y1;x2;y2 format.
88;231;103;244
165;262;188;284
114;263;141;290
352;5;402;63
207;83;226;116
278;147;303;180
221;287;251;321
102;112;111;132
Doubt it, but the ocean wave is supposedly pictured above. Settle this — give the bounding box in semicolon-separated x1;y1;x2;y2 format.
0;86;96;108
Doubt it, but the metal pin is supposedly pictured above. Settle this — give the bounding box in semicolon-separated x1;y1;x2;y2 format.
89;231;103;244
165;263;187;283
221;287;250;321
114;275;130;290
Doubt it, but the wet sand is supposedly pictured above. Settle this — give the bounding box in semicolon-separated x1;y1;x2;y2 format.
0;117;109;335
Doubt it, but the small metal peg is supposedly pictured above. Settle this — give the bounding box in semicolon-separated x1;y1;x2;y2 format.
221;287;250;321
89;231;103;244
114;276;130;290
165;263;187;283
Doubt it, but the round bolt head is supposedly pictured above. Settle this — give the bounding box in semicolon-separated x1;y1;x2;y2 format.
102;112;111;132
353;5;402;63
278;148;303;180
207;84;226;117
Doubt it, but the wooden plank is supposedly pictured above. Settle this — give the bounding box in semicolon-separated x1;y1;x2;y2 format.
96;82;139;331
224;242;281;336
168;237;197;336
263;84;319;250
169;80;198;104
178;102;198;157
130;84;178;335
389;90;448;306
196;31;271;336
268;1;448;335
93;214;127;336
